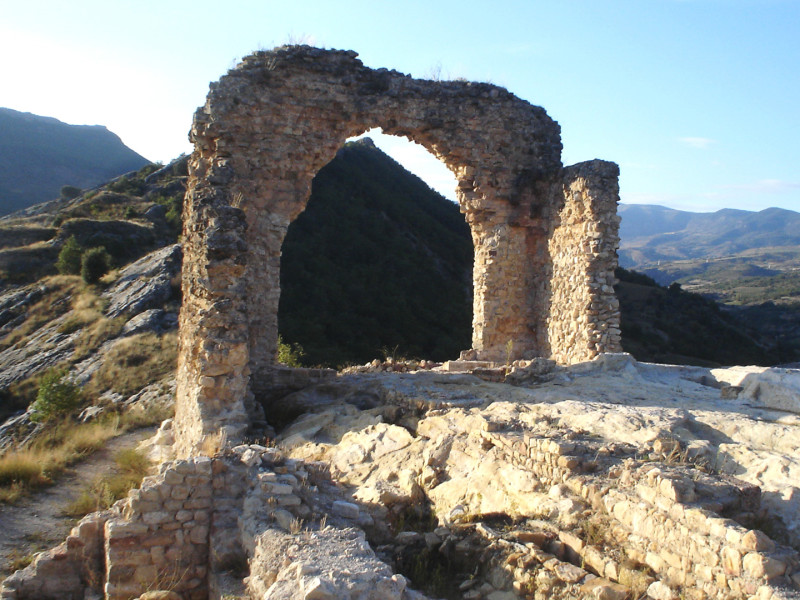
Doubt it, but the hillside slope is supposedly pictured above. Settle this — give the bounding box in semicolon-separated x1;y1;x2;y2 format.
0;108;150;215
279;139;473;366
619;203;800;267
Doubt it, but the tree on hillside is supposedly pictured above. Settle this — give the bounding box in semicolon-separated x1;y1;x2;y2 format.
81;247;111;284
56;236;83;275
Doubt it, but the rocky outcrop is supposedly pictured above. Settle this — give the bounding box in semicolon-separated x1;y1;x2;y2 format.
103;244;181;319
0;244;180;448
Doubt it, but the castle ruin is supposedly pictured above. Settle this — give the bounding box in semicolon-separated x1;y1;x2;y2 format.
174;45;622;456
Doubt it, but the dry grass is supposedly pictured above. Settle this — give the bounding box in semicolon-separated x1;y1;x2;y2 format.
71;316;126;361
55;286;125;361
200;430;227;457
0;275;120;362
65;448;152;517
118;400;174;430
87;332;178;397
618;562;654;598
0;418;122;503
6;549;36;573
0;399;172;506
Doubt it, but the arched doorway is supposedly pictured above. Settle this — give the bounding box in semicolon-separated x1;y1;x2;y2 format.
277;133;472;368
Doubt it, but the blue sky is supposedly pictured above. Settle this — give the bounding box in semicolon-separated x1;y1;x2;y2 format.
1;0;798;213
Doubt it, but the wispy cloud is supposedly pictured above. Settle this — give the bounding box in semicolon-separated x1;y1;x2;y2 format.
678;136;717;149
717;179;800;195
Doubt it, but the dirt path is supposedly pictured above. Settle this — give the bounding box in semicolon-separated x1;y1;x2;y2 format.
0;427;156;577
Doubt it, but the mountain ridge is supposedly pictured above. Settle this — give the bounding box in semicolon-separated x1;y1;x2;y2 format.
0;108;150;216
619;203;800;267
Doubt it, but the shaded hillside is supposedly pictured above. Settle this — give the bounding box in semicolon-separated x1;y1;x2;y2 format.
614;268;783;367
0;159;187;427
0;160;185;287
0;108;150;216
279;139;473;366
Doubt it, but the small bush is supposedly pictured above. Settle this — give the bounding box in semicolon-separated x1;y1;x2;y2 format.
107;175;146;196
56;236;83;275
30;369;83;423
81;247;111;284
277;335;305;367
60;185;82;200
152;193;184;235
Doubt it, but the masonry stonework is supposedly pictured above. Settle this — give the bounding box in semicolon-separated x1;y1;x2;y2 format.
174;45;622;455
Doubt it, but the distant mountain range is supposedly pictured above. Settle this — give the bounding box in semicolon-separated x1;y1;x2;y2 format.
619;203;800;268
0;108;150;216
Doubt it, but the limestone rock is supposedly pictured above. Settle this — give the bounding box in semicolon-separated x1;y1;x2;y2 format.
104;244;181;319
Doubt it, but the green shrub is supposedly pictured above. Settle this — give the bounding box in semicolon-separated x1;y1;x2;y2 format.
277;335;305;367
55;236;83;275
152;193;183;234
108;175;146;196
30;369;83;422
81;247;111;284
165;205;182;232
60;185;82;200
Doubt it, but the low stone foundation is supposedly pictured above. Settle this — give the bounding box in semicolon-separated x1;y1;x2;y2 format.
480;428;800;598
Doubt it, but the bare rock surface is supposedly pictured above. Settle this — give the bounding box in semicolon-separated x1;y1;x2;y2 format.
4;353;800;599
248;526;415;600
0;320;78;389
103;244;181;319
276;355;800;598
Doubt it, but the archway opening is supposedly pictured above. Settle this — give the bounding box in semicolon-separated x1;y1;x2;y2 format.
277;129;473;368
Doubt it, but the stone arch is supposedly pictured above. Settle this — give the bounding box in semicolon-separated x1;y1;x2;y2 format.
175;46;622;456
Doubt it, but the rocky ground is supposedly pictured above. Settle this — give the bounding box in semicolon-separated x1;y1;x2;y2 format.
245;354;800;600
3;354;800;599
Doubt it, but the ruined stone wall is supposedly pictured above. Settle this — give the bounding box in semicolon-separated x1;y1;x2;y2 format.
2;459;216;600
481;429;800;599
0;511;109;600
175;45;621;454
0;445;409;600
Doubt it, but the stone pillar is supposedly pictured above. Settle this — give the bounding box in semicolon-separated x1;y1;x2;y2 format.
174;116;252;458
547;160;622;364
467;213;541;361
